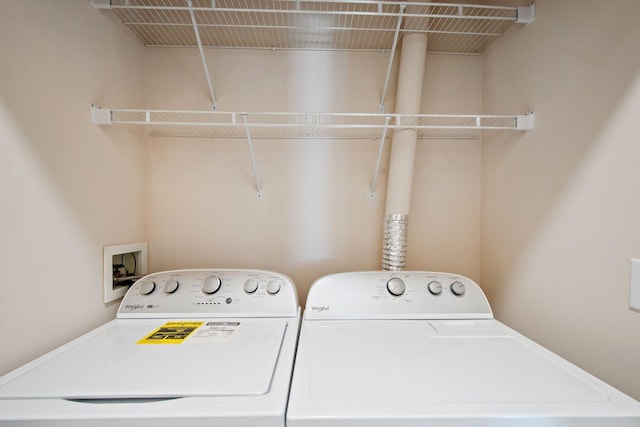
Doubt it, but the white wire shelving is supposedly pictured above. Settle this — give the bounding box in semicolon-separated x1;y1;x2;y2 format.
91;106;534;198
91;0;535;111
92;0;534;54
91;106;534;140
89;0;536;198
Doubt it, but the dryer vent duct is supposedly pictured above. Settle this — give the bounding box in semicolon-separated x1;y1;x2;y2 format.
382;214;408;270
382;33;427;271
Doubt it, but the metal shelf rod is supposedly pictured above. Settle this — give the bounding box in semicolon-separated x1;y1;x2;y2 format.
102;108;527;120
370;116;391;199
188;0;218;110
107;3;519;16
379;3;405;113
241;114;263;199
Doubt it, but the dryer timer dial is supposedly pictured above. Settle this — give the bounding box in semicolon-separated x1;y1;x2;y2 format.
386;277;406;296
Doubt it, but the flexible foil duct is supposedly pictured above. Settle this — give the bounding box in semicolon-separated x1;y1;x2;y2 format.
382;214;408;271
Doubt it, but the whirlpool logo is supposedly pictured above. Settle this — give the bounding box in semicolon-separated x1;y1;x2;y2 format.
311;305;330;312
125;304;144;310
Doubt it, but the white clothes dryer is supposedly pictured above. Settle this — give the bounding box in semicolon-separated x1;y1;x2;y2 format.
0;269;300;427
287;271;640;427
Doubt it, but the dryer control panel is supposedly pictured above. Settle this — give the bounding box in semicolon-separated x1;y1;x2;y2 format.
118;269;298;318
304;271;492;320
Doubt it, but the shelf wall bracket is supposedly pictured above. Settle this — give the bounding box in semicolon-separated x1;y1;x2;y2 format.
516;111;535;131
379;3;406;113
369;116;392;199
90;105;112;125
89;0;112;9
241;114;264;200
516;2;536;25
188;0;218;111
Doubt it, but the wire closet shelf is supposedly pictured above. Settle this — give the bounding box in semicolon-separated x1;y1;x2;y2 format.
91;107;535;140
101;0;533;54
91;0;536;134
90;1;535;198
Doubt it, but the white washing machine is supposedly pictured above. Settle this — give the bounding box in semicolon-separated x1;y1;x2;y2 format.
0;269;300;426
287;271;640;427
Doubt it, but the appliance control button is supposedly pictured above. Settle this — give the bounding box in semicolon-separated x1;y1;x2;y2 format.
202;275;222;294
139;280;156;295
163;279;179;294
451;281;466;296
244;279;259;294
428;280;443;295
386;277;406;296
266;280;281;295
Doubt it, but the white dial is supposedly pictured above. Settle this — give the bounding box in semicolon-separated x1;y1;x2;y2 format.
244;279;259;294
451;281;465;296
428;280;443;295
202;275;222;294
139;280;156;295
163;279;179;294
266;280;281;295
386;277;406;296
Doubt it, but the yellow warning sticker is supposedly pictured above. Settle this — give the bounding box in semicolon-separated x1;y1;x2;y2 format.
137;322;205;345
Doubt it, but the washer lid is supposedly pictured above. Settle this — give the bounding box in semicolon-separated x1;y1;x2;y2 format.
0;319;289;400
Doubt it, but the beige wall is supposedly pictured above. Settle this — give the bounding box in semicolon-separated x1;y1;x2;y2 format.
144;48;482;302
0;3;481;376
0;2;146;375
482;0;640;399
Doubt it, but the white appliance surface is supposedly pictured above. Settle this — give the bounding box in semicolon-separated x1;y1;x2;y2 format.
0;269;300;427
287;271;640;427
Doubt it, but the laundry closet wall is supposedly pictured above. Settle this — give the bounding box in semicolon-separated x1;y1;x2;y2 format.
481;0;640;400
0;2;146;375
144;49;482;302
0;1;482;377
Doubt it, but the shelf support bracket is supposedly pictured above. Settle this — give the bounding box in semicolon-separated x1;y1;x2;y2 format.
516;111;535;131
188;0;218;110
516;2;536;25
241;114;263;200
369;116;392;199
379;3;405;113
90;105;112;125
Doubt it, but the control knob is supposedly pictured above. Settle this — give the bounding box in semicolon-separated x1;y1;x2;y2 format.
266;280;281;295
386;277;406;296
451;281;466;296
244;279;259;294
202;275;222;294
163;279;179;294
139;280;156;295
428;280;443;295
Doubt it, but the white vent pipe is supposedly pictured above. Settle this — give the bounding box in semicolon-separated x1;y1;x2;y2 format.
382;33;427;271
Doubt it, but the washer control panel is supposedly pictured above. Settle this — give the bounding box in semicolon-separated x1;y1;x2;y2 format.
118;269;298;318
305;271;492;320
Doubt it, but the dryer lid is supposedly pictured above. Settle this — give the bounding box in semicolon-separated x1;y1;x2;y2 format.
300;320;608;406
0;319;289;400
